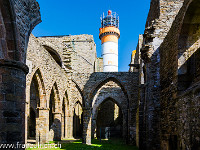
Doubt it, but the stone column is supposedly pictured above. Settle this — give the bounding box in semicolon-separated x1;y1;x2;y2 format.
61;114;64;139
61;112;68;139
53;112;62;141
82;107;92;145
91;118;96;139
64;115;68;139
36;108;49;144
67;115;73;139
0;60;28;145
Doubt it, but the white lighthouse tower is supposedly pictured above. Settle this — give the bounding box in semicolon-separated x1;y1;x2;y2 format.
99;10;120;72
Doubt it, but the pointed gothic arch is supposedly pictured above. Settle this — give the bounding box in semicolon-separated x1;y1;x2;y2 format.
88;77;129;142
43;45;62;67
73;100;83;139
49;82;62;141
49;82;60;129
72;79;85;107
62;91;70;139
28;68;46;140
89;77;129;107
0;0;19;60
95;97;123;139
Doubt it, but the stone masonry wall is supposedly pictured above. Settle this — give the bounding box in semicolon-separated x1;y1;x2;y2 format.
38;35;98;74
26;33;138;145
26;34;70;143
159;0;200;149
140;0;185;149
0;0;41;146
72;72;139;144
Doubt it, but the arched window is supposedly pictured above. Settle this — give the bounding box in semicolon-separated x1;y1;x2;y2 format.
28;76;40;140
73;101;83;139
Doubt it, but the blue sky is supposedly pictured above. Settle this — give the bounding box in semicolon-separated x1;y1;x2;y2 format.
33;0;151;71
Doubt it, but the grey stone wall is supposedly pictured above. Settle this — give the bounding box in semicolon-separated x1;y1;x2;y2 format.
159;0;200;149
38;34;99;74
139;0;200;149
26;33;139;145
0;0;41;146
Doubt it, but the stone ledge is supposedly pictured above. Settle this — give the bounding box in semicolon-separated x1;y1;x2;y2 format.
0;59;29;74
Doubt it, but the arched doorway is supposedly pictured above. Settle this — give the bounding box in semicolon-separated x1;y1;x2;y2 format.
49;88;55;131
90;78;129;143
28;76;40;140
49;83;61;141
62;98;66;139
96;98;123;139
73;101;83;139
62;92;69;139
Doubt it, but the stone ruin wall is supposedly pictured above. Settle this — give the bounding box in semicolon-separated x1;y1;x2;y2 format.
139;0;200;149
0;0;41;145
159;0;200;149
26;33;139;145
38;34;100;73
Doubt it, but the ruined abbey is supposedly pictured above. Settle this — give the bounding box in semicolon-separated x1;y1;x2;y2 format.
0;0;199;150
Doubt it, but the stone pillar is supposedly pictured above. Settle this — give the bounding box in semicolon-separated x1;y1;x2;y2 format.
91;118;96;139
61;114;64;139
67;115;73;139
36;108;49;144
0;60;28;146
61;113;68;139
64;115;68;139
53;112;62;141
82;107;92;145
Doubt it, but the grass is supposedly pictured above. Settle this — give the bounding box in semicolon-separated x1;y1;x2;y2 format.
26;138;138;150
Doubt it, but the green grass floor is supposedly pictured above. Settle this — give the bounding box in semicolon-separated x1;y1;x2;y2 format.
26;138;138;150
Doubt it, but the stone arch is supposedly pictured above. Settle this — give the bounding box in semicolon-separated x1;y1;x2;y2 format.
73;100;83;139
61;91;70;139
90;78;129;141
29;68;47;107
0;0;41;145
178;0;200;92
43;45;62;67
27;68;46;141
72;79;85;107
49;82;62;141
0;0;19;60
93;97;123;139
89;77;129;107
92;96;123;120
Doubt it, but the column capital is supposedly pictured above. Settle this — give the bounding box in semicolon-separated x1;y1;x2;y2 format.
36;107;50;110
0;59;29;74
53;112;62;115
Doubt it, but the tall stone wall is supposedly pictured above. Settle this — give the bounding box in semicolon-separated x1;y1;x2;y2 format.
140;0;200;149
26;34;70;143
159;0;200;149
72;72;139;144
26;33;139;146
140;0;186;149
38;34;100;74
0;0;41;146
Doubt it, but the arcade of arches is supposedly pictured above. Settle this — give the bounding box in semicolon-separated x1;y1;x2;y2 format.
0;0;199;150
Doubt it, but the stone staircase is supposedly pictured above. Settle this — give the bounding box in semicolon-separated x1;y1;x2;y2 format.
62;42;73;73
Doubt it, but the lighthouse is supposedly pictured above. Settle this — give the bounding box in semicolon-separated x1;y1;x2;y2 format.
99;10;120;72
